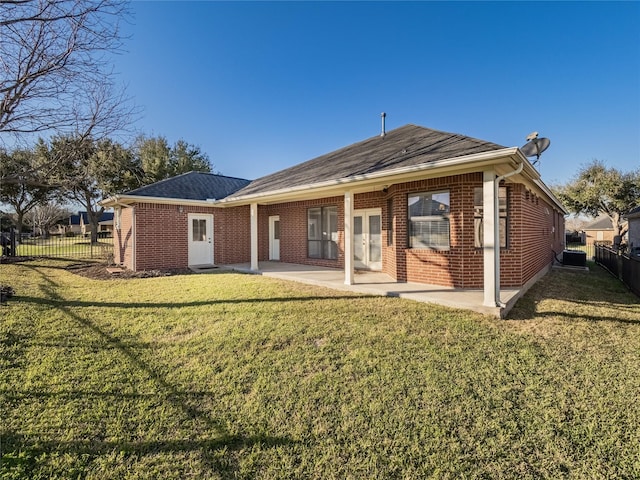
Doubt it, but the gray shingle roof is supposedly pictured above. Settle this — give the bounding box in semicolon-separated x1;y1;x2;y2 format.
70;211;114;225
126;171;251;201
231;124;506;198
582;215;614;231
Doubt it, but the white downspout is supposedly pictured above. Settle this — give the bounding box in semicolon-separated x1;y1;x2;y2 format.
492;159;524;307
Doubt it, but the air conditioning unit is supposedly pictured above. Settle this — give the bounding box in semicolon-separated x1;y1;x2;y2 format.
563;249;587;267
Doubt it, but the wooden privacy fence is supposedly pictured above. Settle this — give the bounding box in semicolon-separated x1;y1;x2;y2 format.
595;245;640;297
2;231;113;261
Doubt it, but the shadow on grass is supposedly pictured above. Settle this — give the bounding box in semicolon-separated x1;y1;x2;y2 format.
3;264;296;476
1;430;293;478
0;331;28;369
14;294;371;310
1;430;292;458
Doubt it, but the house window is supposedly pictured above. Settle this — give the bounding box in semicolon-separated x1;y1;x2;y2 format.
408;191;450;249
474;187;508;248
308;206;338;259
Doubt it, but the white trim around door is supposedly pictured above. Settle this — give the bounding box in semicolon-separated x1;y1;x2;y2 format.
353;208;382;270
269;215;280;261
188;213;214;266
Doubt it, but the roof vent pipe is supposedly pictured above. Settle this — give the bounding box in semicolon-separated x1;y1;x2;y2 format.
380;112;386;137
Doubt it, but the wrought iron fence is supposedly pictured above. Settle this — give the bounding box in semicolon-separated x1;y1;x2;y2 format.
2;231;113;260
595;244;640;297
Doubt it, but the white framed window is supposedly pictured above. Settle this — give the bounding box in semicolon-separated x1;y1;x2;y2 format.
474;187;508;248
308;206;338;259
408;191;450;249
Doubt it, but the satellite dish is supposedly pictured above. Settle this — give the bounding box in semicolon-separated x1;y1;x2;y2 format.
520;133;550;164
526;131;539;141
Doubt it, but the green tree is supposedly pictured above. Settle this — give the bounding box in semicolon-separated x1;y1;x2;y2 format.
41;135;140;243
170;139;211;176
134;135;172;184
554;160;640;236
134;135;212;184
0;147;55;235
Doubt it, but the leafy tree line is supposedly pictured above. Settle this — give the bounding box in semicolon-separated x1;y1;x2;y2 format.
553;160;640;238
0;135;214;242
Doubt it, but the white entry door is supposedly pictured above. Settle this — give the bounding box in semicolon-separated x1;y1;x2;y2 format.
269;215;280;261
353;209;382;270
188;214;213;266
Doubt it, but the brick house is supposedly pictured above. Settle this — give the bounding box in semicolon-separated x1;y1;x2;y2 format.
56;211;115;237
581;215;618;246
101;125;567;309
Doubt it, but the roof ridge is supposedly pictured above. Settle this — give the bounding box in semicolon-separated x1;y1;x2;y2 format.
189;171;254;182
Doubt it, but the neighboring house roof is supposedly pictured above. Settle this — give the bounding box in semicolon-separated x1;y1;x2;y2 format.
125;171;251;201
625;205;640;219
69;211;114;225
231;124;505;198
98;212;114;223
582;215;614;231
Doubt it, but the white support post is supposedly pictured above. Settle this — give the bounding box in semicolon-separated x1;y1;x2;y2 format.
250;203;259;272
344;191;354;285
483;170;499;307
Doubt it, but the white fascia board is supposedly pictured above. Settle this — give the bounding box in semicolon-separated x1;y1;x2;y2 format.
532;179;568;214
501;150;567;214
217;148;522;206
100;195;217;208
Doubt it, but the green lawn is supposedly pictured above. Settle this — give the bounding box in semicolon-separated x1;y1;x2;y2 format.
1;259;639;479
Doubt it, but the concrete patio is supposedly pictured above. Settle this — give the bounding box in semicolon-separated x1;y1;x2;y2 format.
199;261;523;318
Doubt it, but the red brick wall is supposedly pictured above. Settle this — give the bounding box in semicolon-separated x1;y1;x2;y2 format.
516;186;565;286
215;205;251;265
124;173;564;285
383;173;481;287
126;203;219;271
260;197;345;268
371;173;563;288
114;206;134;270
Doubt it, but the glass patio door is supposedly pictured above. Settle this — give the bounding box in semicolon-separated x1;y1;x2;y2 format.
353;209;382;270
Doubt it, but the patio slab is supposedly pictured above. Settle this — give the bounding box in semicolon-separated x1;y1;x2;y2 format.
219;261;522;318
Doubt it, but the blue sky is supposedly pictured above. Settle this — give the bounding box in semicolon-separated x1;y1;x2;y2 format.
114;1;640;185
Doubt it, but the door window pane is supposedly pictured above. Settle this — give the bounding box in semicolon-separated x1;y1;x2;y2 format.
369;215;381;262
192;219;207;242
354;216;363;262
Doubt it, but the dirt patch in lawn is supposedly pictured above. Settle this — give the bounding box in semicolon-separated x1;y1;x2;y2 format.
67;263;193;280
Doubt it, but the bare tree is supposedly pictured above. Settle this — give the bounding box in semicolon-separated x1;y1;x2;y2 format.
0;0;131;138
23;200;69;237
